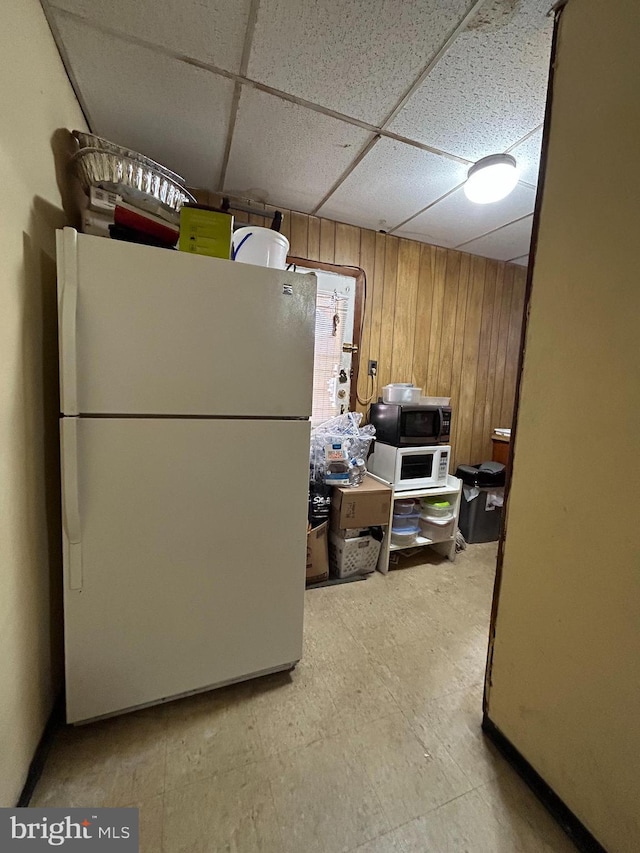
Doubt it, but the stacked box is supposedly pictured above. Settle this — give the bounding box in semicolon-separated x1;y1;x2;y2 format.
328;476;391;578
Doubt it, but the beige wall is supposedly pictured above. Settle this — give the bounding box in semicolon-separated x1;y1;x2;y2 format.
0;0;86;805
486;1;640;850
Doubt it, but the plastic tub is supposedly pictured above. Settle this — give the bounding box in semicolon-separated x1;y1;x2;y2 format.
391;527;420;546
420;396;451;406
393;498;416;515
382;384;421;404
419;498;453;518
392;512;421;530
419;515;455;541
232;226;290;269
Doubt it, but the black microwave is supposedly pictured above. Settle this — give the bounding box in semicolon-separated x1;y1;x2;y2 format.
368;403;452;446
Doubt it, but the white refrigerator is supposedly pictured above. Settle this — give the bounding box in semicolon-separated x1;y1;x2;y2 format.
57;228;316;723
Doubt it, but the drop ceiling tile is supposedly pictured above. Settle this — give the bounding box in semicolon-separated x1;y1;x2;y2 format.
510;254;529;266
510;126;544;186
316;138;467;231
248;0;475;125
388;0;553;160
50;0;251;72
224;88;374;213
394;183;535;248
458;215;534;261
53;13;234;188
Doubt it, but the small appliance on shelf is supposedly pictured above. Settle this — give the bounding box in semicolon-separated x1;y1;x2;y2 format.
367;443;451;490
369;401;452;446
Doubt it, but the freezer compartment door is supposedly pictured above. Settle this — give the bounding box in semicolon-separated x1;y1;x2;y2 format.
57;228;315;417
61;417;310;723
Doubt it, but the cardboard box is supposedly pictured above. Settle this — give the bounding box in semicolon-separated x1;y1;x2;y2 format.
178;206;233;259
306;521;329;585
334;526;372;540
330;475;392;529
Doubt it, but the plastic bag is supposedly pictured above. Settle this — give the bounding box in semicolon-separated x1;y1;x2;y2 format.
323;438;350;486
310;412;376;486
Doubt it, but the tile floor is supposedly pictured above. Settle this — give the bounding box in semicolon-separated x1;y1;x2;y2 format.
32;543;576;852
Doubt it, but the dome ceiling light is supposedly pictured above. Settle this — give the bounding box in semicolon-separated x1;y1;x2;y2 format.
464;153;519;204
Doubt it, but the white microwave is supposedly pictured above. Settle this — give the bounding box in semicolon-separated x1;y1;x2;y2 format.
368;443;450;490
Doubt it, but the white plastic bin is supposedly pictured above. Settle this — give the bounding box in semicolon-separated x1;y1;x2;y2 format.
329;532;381;578
419;514;455;542
232;226;290;269
382;384;421;404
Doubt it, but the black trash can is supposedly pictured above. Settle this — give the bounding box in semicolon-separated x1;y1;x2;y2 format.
455;462;506;543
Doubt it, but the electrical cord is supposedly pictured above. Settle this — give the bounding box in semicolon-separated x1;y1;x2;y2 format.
356;366;376;409
343;266;377;412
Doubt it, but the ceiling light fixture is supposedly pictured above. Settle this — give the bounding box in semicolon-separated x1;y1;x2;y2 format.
464;153;519;204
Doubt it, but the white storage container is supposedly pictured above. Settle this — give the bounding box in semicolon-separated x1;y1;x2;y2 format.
382;384;421;404
393;498;416;515
390;527;420;546
329;532;381;578
392;512;421;530
419;396;451;406
419;498;453;518
419;514;455;542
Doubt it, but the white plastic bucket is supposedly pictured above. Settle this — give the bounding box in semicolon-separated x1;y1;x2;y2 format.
231;226;290;269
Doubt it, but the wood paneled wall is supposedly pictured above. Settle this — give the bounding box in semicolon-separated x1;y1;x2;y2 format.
198;192;527;470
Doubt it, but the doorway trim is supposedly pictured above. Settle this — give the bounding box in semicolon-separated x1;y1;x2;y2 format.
286;255;365;414
481;5;608;851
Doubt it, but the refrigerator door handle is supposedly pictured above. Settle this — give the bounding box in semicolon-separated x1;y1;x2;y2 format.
58;228;79;415
61;418;83;590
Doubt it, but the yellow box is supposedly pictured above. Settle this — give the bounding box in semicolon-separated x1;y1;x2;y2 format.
178;206;233;259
